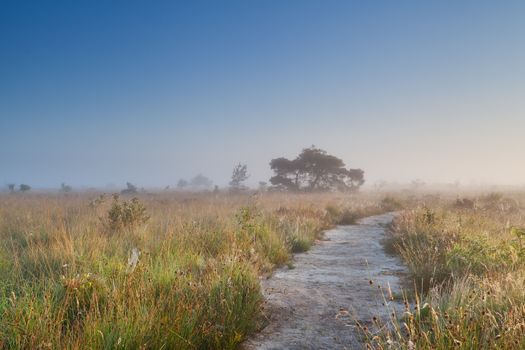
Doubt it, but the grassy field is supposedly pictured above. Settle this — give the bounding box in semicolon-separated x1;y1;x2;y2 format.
2;190;522;349
367;192;525;349
0;191;387;349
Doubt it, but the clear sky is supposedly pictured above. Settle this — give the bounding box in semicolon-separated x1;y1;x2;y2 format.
1;1;525;188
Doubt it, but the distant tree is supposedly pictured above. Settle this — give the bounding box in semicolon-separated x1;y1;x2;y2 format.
190;174;213;190
229;163;249;191
269;146;364;192
61;182;72;193
258;181;268;192
177;179;188;189
121;182;138;195
7;184;15;193
19;184;31;192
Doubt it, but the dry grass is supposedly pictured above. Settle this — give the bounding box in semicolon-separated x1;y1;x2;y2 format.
0;191;386;349
369;192;525;349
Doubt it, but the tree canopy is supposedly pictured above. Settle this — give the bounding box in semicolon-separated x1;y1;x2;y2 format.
19;184;31;192
190;174;213;190
177;179;188;189
269;147;364;192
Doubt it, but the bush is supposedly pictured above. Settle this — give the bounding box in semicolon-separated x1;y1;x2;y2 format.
106;195;149;233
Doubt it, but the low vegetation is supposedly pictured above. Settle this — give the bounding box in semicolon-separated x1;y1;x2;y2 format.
0;191;386;349
7;189;518;349
368;193;525;350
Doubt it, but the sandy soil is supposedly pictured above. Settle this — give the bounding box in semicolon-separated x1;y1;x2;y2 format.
243;213;407;350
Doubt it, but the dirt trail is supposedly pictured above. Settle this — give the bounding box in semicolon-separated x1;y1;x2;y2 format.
243;213;407;350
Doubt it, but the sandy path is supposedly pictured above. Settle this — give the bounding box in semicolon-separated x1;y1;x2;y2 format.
243;213;406;350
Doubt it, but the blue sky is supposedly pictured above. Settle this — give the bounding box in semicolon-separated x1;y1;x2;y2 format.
1;1;525;188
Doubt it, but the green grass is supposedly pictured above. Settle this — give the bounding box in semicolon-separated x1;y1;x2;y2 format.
369;194;525;350
0;191;389;349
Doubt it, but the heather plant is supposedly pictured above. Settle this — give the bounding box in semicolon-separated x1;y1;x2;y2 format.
106;194;150;233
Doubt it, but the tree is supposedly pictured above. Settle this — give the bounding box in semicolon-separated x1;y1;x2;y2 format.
7;184;15;193
269;146;364;192
177;179;188;189
229;163;249;190
61;182;72;193
190;174;213;190
121;182;138;195
19;184;31;192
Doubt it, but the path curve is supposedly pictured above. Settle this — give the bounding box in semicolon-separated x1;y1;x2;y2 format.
243;213;407;350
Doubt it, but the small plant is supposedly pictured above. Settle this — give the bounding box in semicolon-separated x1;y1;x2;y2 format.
106;194;149;232
287;234;311;253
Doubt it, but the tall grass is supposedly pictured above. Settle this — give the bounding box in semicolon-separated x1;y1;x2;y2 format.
371;194;525;349
0;191;385;349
